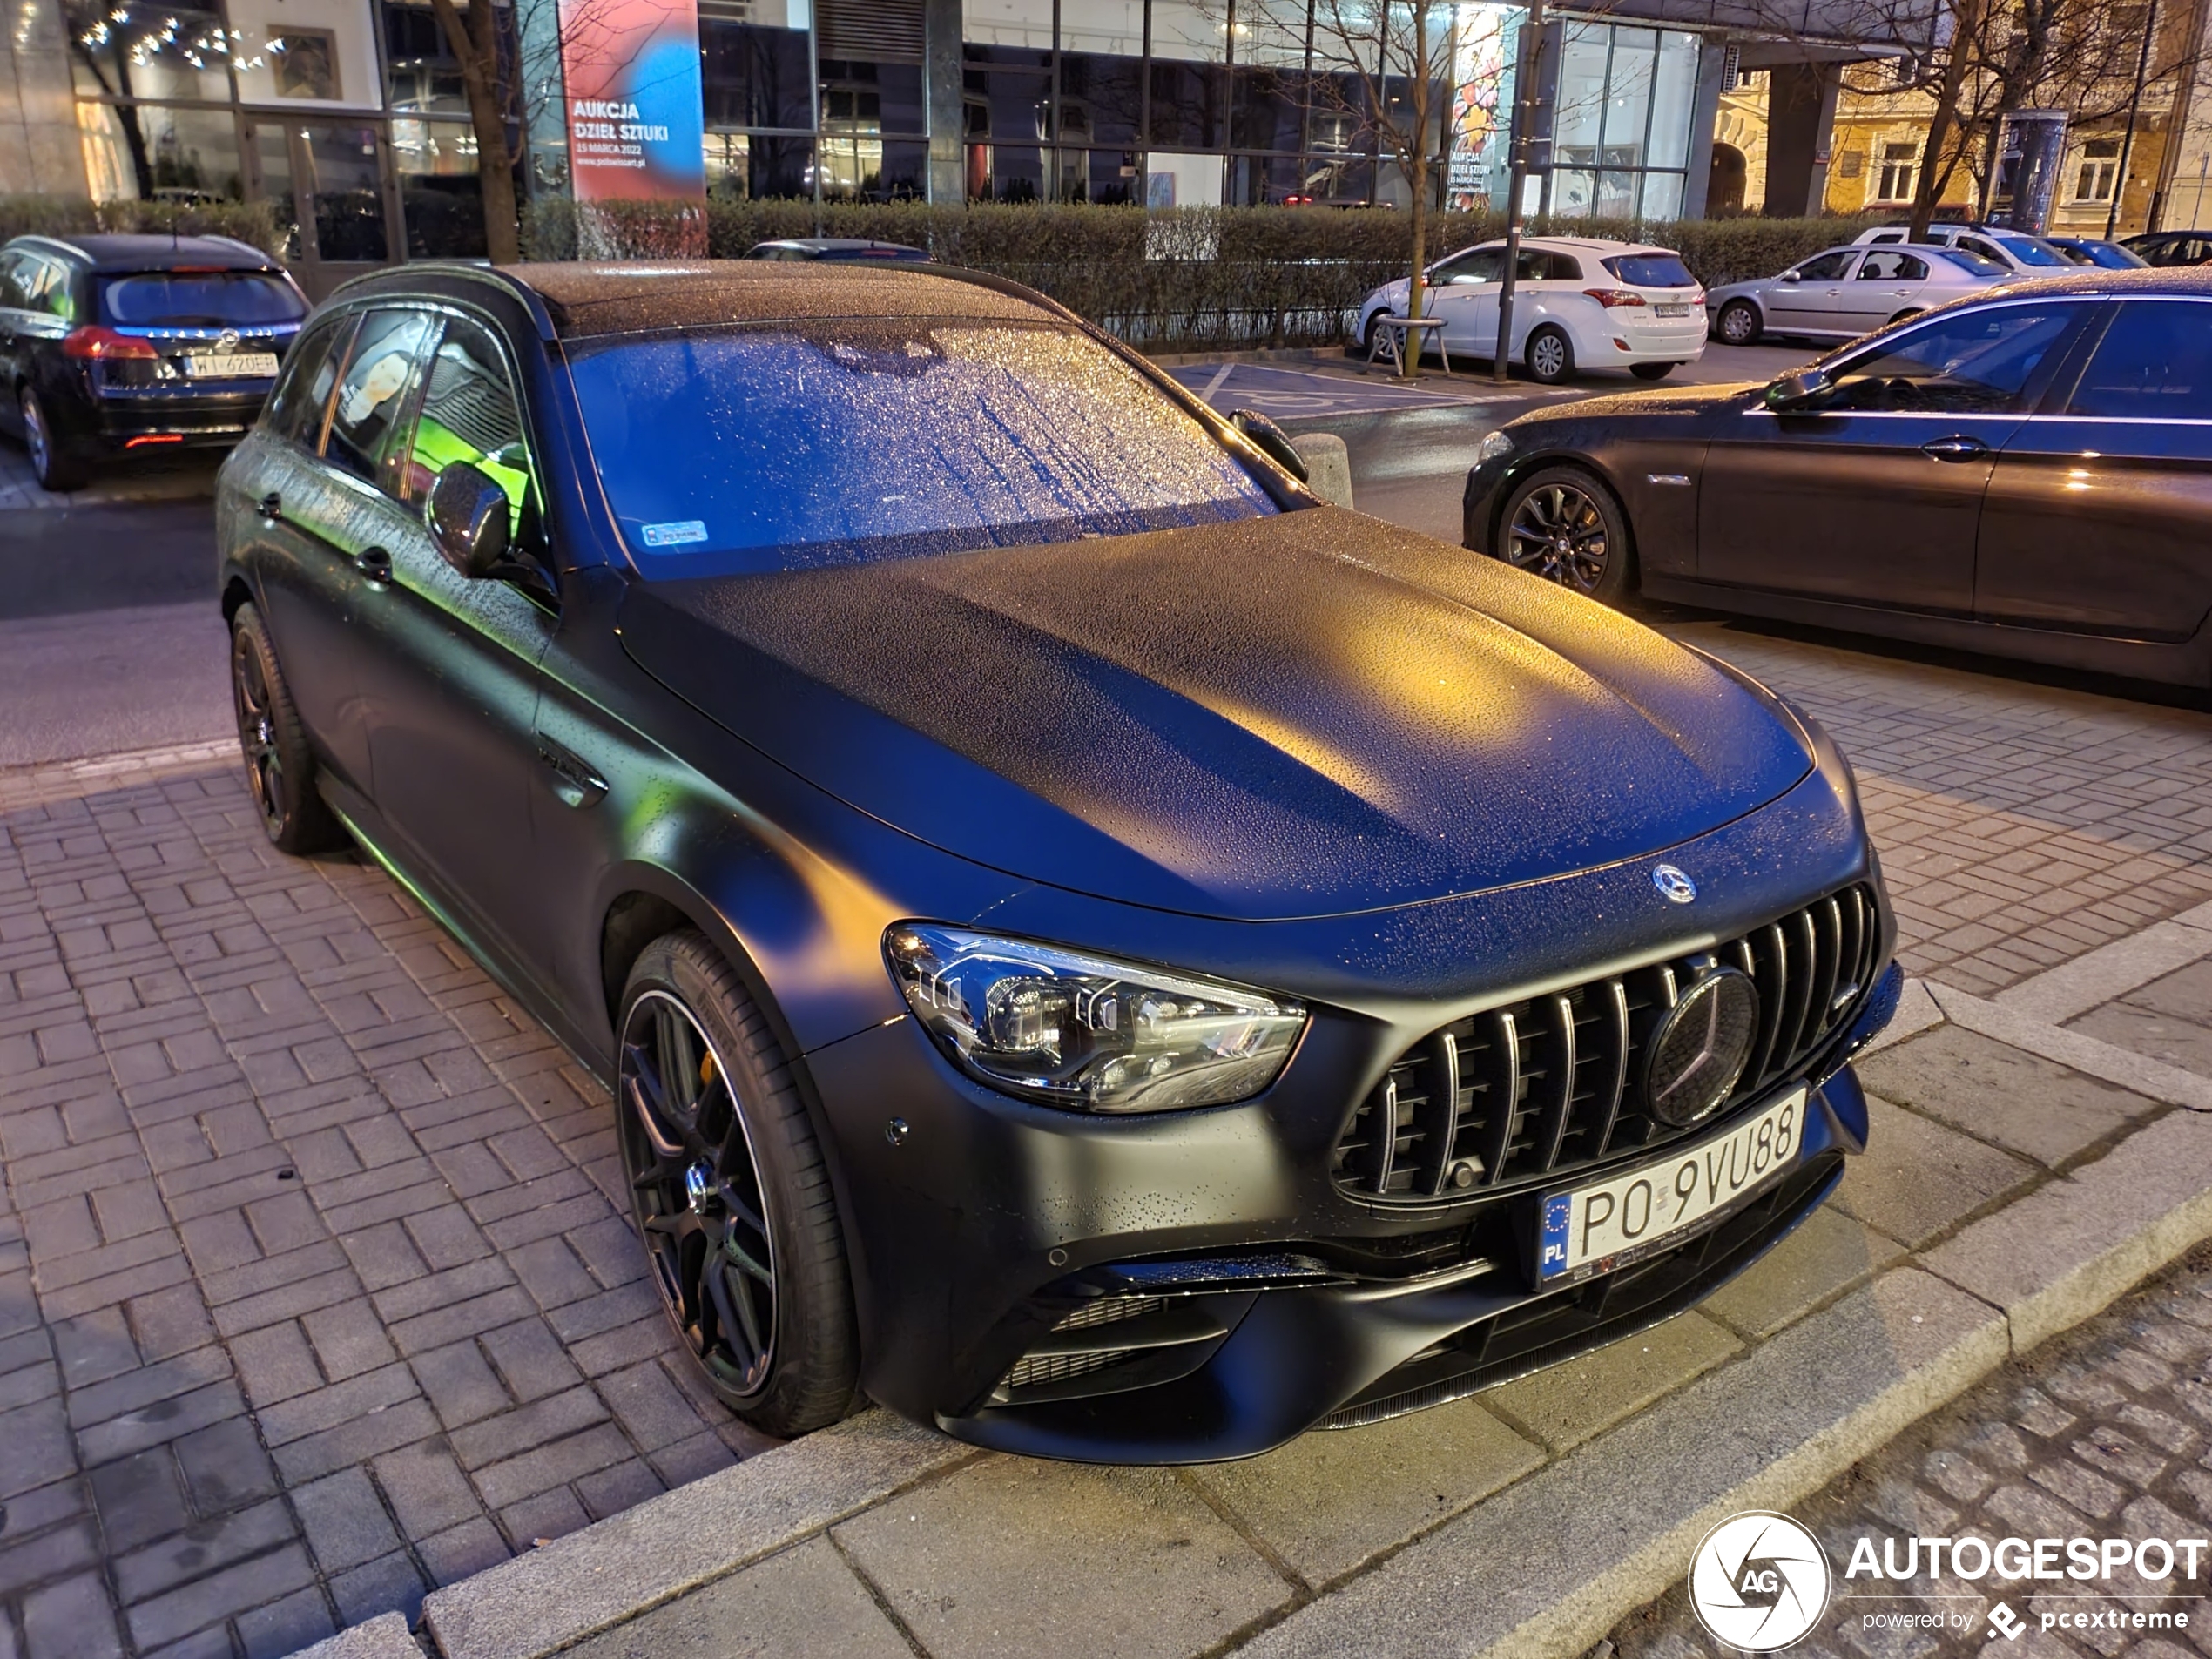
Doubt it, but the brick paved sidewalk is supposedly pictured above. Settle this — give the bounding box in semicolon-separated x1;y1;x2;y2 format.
1607;1242;2212;1659
0;774;767;1659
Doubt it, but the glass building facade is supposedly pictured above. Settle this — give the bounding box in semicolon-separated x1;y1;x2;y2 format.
49;0;1723;293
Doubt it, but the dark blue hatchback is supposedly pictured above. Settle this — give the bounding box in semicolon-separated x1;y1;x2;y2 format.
0;232;305;490
215;259;1895;1462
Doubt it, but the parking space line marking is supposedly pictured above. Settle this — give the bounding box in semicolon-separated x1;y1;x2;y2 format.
1199;363;1237;403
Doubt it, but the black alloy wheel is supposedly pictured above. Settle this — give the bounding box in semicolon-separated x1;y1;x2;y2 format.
19;387;84;492
1716;300;1762;346
1500;467;1633;603
1525;326;1575;385
616;933;858;1434
229;603;337;853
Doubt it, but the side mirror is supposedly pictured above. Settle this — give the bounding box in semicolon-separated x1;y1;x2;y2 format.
1230;408;1311;483
1764;367;1836;412
427;461;511;579
1778;269;1802;283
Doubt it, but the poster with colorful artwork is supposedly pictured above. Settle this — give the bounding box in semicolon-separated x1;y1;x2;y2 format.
1447;2;1516;211
557;0;706;202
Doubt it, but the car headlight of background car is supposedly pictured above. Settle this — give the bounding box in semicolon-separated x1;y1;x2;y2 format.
1477;429;1514;465
886;924;1306;1113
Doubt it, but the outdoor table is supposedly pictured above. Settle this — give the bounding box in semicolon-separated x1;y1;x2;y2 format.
1366;314;1449;376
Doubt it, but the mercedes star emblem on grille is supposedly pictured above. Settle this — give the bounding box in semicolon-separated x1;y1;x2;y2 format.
1644;967;1762;1128
1652;863;1697;904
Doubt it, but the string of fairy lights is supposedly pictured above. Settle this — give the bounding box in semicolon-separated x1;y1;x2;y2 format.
73;4;299;73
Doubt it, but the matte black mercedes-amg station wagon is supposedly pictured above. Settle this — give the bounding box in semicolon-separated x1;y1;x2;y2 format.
216;260;1898;1463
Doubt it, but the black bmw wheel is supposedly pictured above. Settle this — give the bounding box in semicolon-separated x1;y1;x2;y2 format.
1499;467;1633;603
617;933;858;1435
229;603;338;853
1716;300;1762;346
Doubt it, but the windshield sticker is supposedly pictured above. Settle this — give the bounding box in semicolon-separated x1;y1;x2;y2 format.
639;520;710;548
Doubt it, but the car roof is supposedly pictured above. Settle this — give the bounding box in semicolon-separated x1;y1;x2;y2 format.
336;260;1064;341
4;233;279;273
1979;265;2212;300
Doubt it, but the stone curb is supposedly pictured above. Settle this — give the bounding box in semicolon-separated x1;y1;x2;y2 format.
1930;981;2212;1111
405;1410;968;1659
1238;1093;2212;1657
297;1613;426;1659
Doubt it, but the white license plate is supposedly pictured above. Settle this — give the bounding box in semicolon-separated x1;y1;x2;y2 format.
185;352;279;380
1655;303;1691;318
1535;1087;1808;1283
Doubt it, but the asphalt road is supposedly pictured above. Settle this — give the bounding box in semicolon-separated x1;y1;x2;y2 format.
0;341;1814;770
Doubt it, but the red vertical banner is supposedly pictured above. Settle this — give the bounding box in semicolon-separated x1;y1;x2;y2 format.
558;0;708;208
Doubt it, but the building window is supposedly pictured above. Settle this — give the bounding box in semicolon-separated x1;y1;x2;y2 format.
2074;138;2121;202
1547;22;1701;221
1875;140;1918;203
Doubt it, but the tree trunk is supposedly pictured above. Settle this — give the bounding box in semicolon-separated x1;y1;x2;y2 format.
1404;153;1427;381
1910;0;1979;238
429;0;523;263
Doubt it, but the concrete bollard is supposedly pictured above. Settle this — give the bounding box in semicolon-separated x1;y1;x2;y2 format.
1291;432;1354;510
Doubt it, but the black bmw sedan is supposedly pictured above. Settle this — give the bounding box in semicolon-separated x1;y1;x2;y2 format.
1464;267;2212;689
217;260;1897;1463
1;233;307;490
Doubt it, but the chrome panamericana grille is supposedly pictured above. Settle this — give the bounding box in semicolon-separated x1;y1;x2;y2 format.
1332;886;1879;1205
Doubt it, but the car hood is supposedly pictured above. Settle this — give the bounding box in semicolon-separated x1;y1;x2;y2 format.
1514;381;1762;424
618;509;1815;921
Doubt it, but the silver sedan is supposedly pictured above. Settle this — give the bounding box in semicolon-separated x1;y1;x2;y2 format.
1706;244;2008;346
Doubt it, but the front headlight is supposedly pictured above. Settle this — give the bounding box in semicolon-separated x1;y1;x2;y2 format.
885;924;1307;1113
1477;428;1514;465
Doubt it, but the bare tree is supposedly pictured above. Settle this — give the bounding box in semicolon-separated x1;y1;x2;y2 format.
428;0;526;262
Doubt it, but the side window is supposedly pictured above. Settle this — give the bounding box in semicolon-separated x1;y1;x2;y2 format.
325;307;438;492
263;316;354;447
389;316;536;536
28;259;74;320
1434;248;1502;285
1519;250;1581;282
1796;252;1855;281
1959;236;2006;265
2066;302;2212;421
1828;306;2080;413
1858;251;1928;281
0;253;27;311
1870;231;1904;244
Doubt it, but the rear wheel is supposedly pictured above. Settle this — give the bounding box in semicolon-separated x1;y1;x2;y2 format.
19;388;86;492
1630;361;1677;381
229;603;339;854
1716;300;1763;346
1525;325;1575;385
617;932;859;1437
1499;466;1634;604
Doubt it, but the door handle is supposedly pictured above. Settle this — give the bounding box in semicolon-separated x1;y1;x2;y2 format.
354;544;392;583
535;736;607;808
256;491;282;521
1920;436;1990;462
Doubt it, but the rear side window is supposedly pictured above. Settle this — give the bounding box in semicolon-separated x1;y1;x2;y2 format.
263;315;354;447
17;257;74;321
1602;253;1695;287
1520;251;1582;281
100;272;306;327
1857;251;1929;280
325;308;438;491
2067;302;2212;420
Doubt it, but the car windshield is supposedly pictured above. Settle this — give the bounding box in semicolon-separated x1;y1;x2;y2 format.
1602;253;1696;287
568;320;1279;577
98;272;305;327
1931;247;2006;277
1989;233;2070;267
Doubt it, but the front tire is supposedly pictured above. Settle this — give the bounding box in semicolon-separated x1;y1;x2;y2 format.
1630;361;1676;381
1498;466;1634;603
1716;300;1762;346
20;388;86;492
230;603;339;853
617;932;859;1437
1525;325;1575;385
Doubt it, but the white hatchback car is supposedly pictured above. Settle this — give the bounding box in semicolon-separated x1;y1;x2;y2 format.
1355;236;1707;383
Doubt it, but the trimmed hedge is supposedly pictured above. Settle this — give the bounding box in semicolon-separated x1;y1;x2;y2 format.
523;198;1885;351
0;195;284;258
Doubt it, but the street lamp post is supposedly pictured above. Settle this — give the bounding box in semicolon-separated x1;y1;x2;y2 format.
1494;0;1547;382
